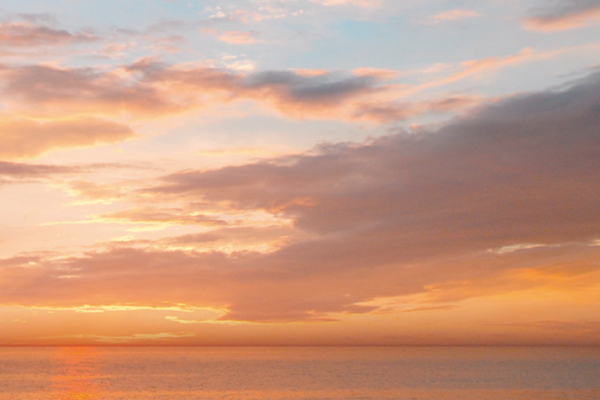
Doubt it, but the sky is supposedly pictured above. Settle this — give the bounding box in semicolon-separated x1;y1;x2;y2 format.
0;0;599;346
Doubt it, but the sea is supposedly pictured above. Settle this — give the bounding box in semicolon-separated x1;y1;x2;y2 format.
0;346;599;399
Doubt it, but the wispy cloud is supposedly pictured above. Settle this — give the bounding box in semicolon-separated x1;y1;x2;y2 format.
423;9;482;25
0;21;98;47
218;30;257;44
311;0;381;7
0;43;587;161
0;161;79;185
40;332;197;344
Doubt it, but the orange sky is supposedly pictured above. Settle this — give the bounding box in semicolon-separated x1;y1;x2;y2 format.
0;0;599;346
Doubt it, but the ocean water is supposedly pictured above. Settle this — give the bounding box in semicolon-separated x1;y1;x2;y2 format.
0;346;599;399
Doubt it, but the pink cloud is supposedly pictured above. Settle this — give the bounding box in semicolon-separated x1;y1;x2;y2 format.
0;21;98;47
312;0;380;7
218;30;257;44
2;48;546;135
0;46;586;161
0;63;186;117
352;96;481;123
0;161;79;185
425;9;481;25
0;118;135;159
0;61;396;123
419;47;537;90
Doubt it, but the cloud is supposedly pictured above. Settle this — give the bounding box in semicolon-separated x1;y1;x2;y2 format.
400;43;599;100
165;315;239;325
93;207;228;229
124;60;407;121
100;225;297;254
64;181;126;205
352;67;402;80
139;67;600;313
506;320;600;335
17;13;57;24
311;0;380;7
0;161;79;185
0;118;135;159
352;96;481;123
524;0;600;31
42;332;197;344
0;21;98;48
0;63;183;118
0;162;140;185
158;226;296;252
0;162;78;178
218;30;257;44
402;305;459;313
197;146;288;157
424;9;481;25
240;70;383;115
1;47;566;128
2;69;599;323
0;61;386;121
415;47;538;92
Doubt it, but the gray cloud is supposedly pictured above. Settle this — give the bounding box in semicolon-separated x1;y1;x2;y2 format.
16;13;57;24
152;68;600;246
0;162;78;177
525;0;600;30
243;71;379;103
530;0;600;20
0;162;80;185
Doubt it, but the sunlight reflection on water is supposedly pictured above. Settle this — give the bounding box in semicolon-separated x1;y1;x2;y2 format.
49;347;102;400
0;346;599;399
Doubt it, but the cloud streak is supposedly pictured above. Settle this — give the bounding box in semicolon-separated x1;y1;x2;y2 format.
0;56;497;126
0;161;79;185
0;21;98;47
0;43;584;161
0;118;135;159
424;9;481;25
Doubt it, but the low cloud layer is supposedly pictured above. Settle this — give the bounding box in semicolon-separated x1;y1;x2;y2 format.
2;69;599;322
153;68;600;246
